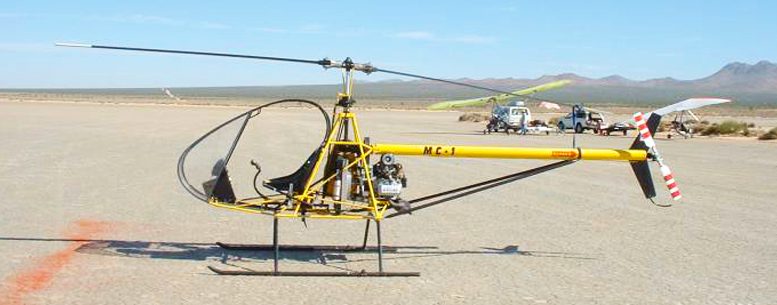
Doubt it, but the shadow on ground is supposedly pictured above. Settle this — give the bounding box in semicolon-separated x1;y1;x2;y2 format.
0;237;596;267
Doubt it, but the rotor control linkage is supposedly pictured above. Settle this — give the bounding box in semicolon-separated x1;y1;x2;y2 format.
324;57;376;73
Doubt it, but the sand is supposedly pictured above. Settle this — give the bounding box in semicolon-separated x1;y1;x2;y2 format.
1;100;776;305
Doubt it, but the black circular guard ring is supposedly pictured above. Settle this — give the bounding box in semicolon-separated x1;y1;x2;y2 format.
176;99;332;202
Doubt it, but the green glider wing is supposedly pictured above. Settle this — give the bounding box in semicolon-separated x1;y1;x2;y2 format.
427;80;571;110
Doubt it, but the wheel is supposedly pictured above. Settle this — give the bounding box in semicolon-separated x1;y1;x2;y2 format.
622;130;627;136
575;123;583;134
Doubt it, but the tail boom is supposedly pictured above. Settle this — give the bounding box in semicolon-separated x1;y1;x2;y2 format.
370;144;647;161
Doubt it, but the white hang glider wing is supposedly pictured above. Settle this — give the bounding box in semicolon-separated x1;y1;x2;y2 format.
618;97;733;126
652;98;732;116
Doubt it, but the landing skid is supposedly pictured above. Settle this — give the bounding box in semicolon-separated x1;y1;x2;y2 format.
216;242;401;252
210;218;420;276
207;266;419;277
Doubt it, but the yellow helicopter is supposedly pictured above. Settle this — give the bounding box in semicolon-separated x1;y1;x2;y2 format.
56;43;680;277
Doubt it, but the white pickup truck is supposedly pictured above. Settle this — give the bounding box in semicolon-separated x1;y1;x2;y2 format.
557;107;605;133
557;107;632;135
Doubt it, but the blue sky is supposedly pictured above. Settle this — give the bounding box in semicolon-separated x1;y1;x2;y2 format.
1;0;775;88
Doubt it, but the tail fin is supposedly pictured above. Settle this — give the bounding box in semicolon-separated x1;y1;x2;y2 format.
629;113;662;199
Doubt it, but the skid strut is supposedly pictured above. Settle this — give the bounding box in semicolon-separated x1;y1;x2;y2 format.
376;220;383;273
210;217;420;276
273;216;279;273
362;219;370;250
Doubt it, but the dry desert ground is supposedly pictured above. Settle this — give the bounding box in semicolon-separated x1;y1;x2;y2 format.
1;100;776;305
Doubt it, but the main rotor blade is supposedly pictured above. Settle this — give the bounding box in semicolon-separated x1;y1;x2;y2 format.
374;68;520;96
56;42;575;108
55;43;330;66
374;68;574;107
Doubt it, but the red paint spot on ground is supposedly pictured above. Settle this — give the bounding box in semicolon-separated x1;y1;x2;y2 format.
0;220;113;305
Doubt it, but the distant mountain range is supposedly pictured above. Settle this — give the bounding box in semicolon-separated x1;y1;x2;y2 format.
424;60;777;106
5;61;777;106
529;60;777;91
374;60;777;105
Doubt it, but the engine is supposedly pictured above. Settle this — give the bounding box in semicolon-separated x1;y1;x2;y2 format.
372;154;406;200
326;152;407;204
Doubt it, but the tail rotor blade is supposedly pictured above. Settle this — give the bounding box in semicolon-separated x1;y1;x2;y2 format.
633;112;656;149
632;112;682;201
660;165;682;201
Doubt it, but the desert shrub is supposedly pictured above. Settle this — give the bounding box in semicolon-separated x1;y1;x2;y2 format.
717;120;747;135
700;124;720;136
458;112;490;122
657;120;672;132
758;127;777;140
691;120;710;133
758;132;777;140
700;120;754;136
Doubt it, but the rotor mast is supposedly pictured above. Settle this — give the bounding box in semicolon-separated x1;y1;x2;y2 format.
331;57;372;109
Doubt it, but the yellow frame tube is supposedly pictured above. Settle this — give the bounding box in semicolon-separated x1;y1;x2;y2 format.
371;144;647;161
207;103;647;221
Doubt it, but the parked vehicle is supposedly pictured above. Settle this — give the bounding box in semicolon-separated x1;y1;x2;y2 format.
484;101;531;134
558;105;606;134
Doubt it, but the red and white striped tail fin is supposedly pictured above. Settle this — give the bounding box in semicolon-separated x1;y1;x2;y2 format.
660;165;682;201
633;112;656;148
632;112;682;202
